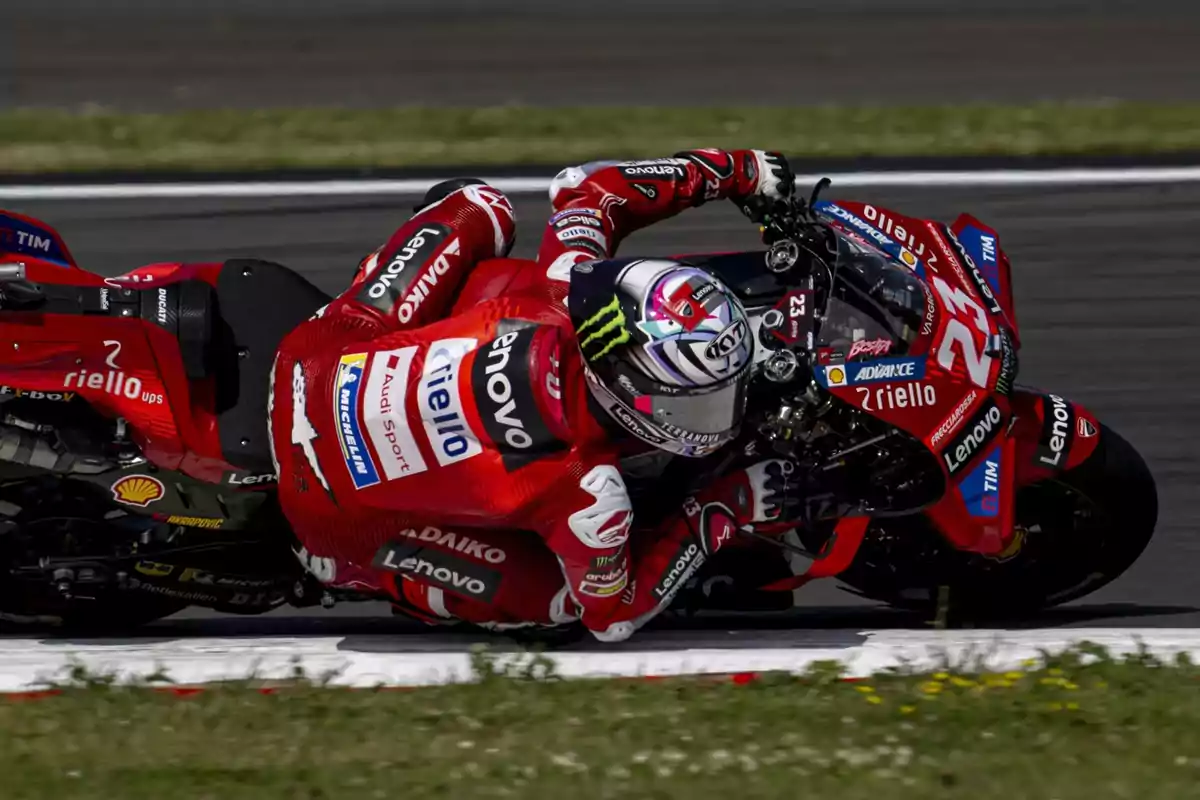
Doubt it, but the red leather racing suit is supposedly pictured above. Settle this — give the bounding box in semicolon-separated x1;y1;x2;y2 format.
269;149;787;641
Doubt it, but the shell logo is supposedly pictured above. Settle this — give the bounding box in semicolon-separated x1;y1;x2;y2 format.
899;248;919;269
111;474;166;507
825;365;848;388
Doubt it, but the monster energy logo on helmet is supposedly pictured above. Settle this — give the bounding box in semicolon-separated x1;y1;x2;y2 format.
577;295;632;361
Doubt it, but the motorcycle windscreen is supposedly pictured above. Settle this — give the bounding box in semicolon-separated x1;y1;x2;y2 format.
813;248;928;364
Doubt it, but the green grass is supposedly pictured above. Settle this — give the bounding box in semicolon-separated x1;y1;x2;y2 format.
4;646;1200;799
3;102;1200;173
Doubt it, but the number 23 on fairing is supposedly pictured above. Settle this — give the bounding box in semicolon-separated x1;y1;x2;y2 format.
931;275;994;389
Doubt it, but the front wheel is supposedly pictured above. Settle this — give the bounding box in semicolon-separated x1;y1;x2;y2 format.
833;422;1158;619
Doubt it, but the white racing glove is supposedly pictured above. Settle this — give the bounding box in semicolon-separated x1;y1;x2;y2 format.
748;150;796;201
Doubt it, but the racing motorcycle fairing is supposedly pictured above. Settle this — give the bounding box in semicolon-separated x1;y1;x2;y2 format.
921;387;1105;556
1006;387;1103;483
1;259;226;477
811;201;1026;554
0;230;327;495
0;211;78;270
813;201;1008;437
950;213;1019;344
921;432;1018;555
451;205;1068;559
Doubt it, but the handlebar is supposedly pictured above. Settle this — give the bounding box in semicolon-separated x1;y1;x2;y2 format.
0;263;47;311
0;263;26;283
743;177;834;244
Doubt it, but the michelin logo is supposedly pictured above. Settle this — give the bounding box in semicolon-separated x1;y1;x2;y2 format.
334;354;381;489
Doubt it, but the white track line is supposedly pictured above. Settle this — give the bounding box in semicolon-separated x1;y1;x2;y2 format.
1;166;1199;200
0;628;1195;691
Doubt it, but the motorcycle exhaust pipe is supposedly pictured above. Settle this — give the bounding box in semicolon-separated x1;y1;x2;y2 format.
0;263;26;282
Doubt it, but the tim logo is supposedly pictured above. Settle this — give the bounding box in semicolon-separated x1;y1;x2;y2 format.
960;445;1002;518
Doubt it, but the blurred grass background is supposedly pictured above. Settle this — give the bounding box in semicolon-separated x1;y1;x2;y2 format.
5;1;1200;172
3;103;1200;172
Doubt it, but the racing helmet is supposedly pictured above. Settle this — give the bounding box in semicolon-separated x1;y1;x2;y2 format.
567;258;755;458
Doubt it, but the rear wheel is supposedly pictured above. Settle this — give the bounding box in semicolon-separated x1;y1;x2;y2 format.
0;476;300;634
831;422;1158;619
0;479;187;633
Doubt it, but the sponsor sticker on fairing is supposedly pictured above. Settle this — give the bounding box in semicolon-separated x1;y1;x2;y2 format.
823;364;849;387
111;474;165;507
921;282;937;337
959;224;1003;298
945;227;1002;316
418;338;482;468
225;471;276;487
993;328;1018;396
850;357;924;384
363;347;428;480
0;213;71;266
854;381;937;413
847;337;892;360
941;398;1003;477
0;386;76;402
959;445;1002;518
929;390;979;447
333;353;381;489
818;357;925;388
819;203;891;250
1034;393;1075;470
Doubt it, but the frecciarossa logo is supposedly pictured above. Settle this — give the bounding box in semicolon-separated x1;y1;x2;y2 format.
470;325;567;471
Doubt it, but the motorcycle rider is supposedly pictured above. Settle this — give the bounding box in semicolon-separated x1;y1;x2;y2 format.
269;148;800;642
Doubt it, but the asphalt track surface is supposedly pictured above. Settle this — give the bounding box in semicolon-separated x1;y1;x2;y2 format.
9;1;1200;109
3;180;1197;647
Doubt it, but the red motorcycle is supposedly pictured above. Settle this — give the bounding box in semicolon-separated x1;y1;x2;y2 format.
0;210;338;628
0;185;1158;632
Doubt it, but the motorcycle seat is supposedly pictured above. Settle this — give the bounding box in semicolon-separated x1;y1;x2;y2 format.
210;259;331;473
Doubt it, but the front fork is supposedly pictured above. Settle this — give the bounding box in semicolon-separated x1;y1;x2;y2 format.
752;387;1105;590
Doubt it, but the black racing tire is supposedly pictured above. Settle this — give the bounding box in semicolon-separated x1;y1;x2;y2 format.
0;478;188;635
835;421;1158;620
